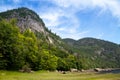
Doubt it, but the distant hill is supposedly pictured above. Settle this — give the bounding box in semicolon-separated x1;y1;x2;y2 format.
63;38;120;69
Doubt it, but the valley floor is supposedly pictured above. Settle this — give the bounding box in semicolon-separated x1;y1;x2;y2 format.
0;70;120;80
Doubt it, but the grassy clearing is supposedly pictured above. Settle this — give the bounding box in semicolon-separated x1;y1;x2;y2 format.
0;70;120;80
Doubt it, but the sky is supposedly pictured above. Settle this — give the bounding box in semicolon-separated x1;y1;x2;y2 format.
0;0;120;44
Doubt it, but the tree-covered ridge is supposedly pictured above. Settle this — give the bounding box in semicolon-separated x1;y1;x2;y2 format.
0;19;77;71
63;38;120;69
0;7;42;22
0;7;46;32
0;7;63;47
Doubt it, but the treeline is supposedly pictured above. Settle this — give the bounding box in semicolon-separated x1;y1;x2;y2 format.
0;19;77;71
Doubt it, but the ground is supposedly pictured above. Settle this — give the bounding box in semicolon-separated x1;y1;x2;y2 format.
0;70;120;80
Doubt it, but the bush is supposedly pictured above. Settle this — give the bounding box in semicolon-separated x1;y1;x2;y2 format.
20;65;31;73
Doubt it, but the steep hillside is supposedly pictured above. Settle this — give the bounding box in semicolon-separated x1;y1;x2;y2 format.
0;7;45;32
63;38;120;69
0;7;72;71
0;7;69;57
0;7;63;46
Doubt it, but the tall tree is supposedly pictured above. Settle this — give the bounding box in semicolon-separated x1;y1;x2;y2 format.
0;19;24;70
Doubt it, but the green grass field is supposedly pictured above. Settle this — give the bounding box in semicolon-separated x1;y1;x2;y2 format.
0;70;120;80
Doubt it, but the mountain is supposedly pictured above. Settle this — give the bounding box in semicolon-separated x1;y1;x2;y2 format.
0;7;65;48
63;38;120;69
63;38;76;46
0;7;71;71
0;7;45;32
0;7;120;71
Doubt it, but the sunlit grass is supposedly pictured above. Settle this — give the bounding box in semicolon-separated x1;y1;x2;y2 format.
0;70;120;80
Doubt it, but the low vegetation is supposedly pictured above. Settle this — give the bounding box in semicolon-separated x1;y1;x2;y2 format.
0;70;120;80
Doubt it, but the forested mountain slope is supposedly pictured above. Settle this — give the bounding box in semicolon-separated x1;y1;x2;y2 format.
63;38;120;69
0;7;74;71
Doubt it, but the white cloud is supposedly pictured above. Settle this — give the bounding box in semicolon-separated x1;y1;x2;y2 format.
39;8;64;27
0;5;15;12
0;0;22;12
93;0;120;18
40;12;60;27
51;0;91;9
97;33;104;39
52;0;120;18
39;6;81;38
59;30;90;40
43;0;120;39
12;0;21;3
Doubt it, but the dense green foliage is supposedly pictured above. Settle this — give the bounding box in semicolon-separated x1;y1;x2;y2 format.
0;19;76;71
63;38;120;69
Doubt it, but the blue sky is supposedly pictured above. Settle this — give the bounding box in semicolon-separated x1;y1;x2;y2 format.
0;0;120;44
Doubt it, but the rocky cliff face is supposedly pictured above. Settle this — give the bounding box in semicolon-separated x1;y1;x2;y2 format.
0;7;66;51
0;7;62;45
0;7;45;33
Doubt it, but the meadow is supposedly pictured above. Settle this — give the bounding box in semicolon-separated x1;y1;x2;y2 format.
0;70;120;80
